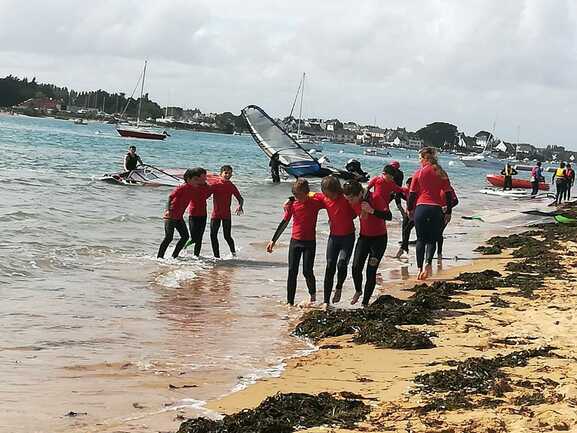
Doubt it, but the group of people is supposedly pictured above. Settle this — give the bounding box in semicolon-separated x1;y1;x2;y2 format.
155;146;455;309
551;161;575;205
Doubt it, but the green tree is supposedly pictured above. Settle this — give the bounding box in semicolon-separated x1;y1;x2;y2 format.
417;122;458;148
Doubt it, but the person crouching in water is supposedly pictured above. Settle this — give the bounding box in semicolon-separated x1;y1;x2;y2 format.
210;165;244;258
313;176;356;308
158;168;205;259
266;179;324;306
501;163;517;191
407;147;454;280
343;179;392;307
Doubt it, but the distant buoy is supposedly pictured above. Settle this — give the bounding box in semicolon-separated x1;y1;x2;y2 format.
448;161;455;166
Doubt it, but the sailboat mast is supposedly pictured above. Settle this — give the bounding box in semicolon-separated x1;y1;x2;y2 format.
516;125;520;160
297;72;305;137
137;60;147;127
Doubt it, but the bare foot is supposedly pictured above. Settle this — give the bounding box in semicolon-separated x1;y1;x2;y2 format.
321;302;330;311
332;289;342;303
394;247;404;259
422;263;432;280
309;295;316;304
351;291;362;305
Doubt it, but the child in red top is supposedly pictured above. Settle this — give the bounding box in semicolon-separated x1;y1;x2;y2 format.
157;168;208;259
210;165;244;258
266;179;324;306
313;176;357;307
343;180;392;307
367;165;404;212
407;147;454;280
186;170;213;257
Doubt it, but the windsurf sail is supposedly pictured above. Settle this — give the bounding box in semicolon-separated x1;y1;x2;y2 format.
242;105;321;177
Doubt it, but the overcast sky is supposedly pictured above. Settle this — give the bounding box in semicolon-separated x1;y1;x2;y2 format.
1;0;577;147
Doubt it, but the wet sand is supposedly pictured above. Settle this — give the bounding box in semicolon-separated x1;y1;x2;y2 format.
204;220;577;433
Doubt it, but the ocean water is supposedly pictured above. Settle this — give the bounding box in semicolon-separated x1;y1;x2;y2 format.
0;115;550;433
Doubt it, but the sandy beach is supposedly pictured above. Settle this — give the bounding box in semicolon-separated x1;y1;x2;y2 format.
186;208;577;433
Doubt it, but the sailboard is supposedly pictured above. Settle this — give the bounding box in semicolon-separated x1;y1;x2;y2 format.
242;105;322;178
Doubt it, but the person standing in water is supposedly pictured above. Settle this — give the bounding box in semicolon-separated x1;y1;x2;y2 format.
269;152;281;183
564;163;575;201
530;161;544;197
187;168;213;256
210;165;244;258
313;176;356;308
266;179;323;306
343;179;392;307
124;145;143;172
407;147;454;281
395;177;414;259
500;163;518;191
157;168;204;259
552;162;567;205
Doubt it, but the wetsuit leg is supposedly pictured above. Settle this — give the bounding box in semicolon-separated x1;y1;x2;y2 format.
335;234;355;291
157;219;176;258
531;181;539;196
555;181;565;204
189;216;207;256
362;235;387;306
352;236;370;294
171;219;190;258
210;218;221;258
222;219;236;254
437;218;448;258
401;215;414;252
414;205;442;268
287;239;303;305
323;235;340;304
301;240;317;298
271;168;280;183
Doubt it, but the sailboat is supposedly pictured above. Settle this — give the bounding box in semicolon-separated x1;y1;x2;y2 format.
116;61;168;140
288;73;322;152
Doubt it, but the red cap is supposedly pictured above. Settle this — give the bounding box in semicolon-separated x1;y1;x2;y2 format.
390;160;400;169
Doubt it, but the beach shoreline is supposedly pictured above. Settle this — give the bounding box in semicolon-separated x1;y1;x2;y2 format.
181;206;577;433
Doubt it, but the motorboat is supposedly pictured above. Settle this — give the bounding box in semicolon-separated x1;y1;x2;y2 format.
460;151;512;169
363;147;391;157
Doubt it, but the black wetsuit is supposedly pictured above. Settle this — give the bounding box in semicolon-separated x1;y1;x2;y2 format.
323;233;355;304
210;219;235;258
157;219;190;259
269;155;281;183
352;234;387;306
287;239;316;305
125;153;141;171
188;216;207;256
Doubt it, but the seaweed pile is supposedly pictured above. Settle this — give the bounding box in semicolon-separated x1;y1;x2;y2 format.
177;392;370;433
414;346;556;413
294;281;471;350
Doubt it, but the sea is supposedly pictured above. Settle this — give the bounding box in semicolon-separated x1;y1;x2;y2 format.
0;114;552;433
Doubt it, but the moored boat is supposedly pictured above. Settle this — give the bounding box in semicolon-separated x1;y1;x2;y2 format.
116;125;168;140
486;174;549;191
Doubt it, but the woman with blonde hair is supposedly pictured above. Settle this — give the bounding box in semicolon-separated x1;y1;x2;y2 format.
407;147;455;280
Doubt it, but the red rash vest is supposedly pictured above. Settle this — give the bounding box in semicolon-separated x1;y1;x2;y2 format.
168;183;196;220
351;191;387;237
283;196;324;241
409;164;452;207
368;175;403;208
211;179;241;220
313;192;356;236
187;184;213;217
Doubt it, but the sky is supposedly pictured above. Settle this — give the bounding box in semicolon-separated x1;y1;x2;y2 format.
1;0;577;148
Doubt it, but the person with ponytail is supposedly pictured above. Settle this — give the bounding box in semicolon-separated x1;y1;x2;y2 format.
406;147;454;280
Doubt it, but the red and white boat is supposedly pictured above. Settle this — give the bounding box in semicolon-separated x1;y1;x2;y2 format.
117;125;168;140
116;60;169;141
486;174;549;191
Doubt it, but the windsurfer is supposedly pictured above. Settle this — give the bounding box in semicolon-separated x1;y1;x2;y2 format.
270;152;281;183
124;145;143;172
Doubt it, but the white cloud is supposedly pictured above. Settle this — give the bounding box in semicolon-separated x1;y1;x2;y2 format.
1;0;577;147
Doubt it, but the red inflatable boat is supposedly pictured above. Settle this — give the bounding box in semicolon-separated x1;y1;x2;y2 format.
486;174;549;191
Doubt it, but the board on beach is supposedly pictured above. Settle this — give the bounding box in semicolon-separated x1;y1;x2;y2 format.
554;215;577;224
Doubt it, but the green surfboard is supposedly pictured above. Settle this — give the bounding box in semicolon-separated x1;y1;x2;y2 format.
554;215;577;224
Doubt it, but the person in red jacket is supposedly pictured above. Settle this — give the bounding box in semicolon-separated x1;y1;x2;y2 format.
210;165;244;258
407;147;453;280
313;176;357;308
157;168;208;259
343;179;392;307
266;179;324;306
186;169;213;256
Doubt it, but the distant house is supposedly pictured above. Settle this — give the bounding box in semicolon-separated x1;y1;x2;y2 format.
16;97;62;112
407;138;423;149
516;143;537;156
343;122;360;132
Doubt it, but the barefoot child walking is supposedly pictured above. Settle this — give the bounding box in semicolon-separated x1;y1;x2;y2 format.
210;165;244;258
266;179;324;306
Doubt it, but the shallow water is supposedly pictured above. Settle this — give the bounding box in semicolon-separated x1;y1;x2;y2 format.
0;114;550;432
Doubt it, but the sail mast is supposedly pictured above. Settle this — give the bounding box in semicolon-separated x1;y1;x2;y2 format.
297;72;305;138
137;60;147;127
